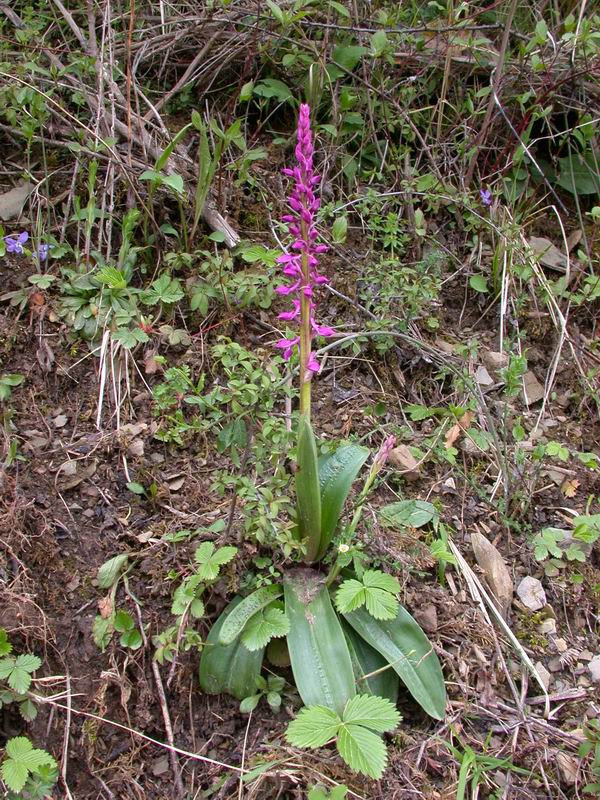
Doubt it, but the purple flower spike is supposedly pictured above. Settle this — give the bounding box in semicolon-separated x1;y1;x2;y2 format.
275;103;334;372
4;231;29;254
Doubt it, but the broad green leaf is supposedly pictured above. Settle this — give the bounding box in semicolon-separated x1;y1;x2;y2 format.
241;606;290;651
295;414;322;562
253;78;293;102
92;616;113;651
379;500;439;531
342;694;400;732
199;598;264;700
194;542;238;580
284;570;355;714
343;605;446;720
97;554;129;588
240;693;261;713
343;622;399;703
286;705;341;748
337;724;387;779
556;152;600;195
114;611;134;633
120;629;143;649
219;585;283;645
331;45;367;72
469;274;489;293
331;215;348;244
161;173;185;195
317;444;369;559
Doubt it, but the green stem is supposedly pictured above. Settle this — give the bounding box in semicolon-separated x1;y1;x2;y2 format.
299;220;311;419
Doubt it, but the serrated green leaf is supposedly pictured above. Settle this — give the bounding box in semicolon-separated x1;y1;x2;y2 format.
285;571;355;714
343;605;446;720
19;698;38;722
286;705;341;748
97;554;129;588
363;570;400;593
317;444;369;559
0;657;15;680
1;758;28;793
14;654;41;674
199;598;264;700
364;588;398;620
194;542;237;580
335;579;367;614
342;694;400;732
219;585;283;646
8;666;33;694
0;629;12;657
337;724;387;779
296;414;322;562
241;606;290;651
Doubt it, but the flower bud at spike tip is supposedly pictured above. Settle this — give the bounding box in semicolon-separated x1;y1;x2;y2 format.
275;104;334;383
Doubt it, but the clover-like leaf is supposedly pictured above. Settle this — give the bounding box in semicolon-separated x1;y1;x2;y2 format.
194;542;237;580
1;737;56;794
336;570;399;620
241;605;290;651
286;705;341;748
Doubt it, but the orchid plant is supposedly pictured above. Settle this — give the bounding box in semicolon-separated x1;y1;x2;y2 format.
199;104;446;779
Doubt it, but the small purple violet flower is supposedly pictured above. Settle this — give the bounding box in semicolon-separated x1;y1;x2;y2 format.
480;188;492;207
276;104;333;390
4;231;28;254
38;243;49;262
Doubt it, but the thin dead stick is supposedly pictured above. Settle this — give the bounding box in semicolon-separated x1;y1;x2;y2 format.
125;581;185;797
60;670;74;800
238;711;252;800
449;540;550;717
30;694;244;772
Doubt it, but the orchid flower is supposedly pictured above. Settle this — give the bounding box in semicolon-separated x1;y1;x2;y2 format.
276;104;334;415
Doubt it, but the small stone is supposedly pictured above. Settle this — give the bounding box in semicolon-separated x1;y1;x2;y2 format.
413;604;437;634
516;576;546;611
389;445;420;481
554;638;568;653
522;371;545;406
580;650;594;661
539;618;557;635
548;657;563;672
53;414;68;428
151;755;170;777
588;656;600;683
534;661;552;690
475;365;494;386
482;350;509;373
556;752;578;785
